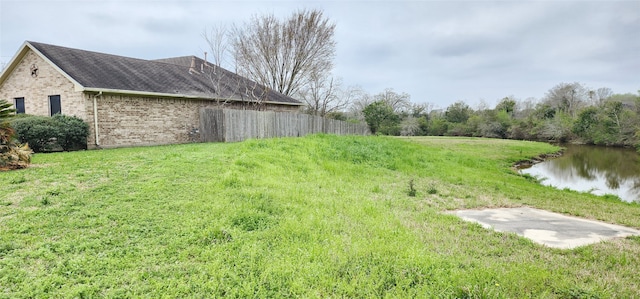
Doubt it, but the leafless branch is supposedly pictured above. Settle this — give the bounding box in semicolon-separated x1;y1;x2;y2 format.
202;25;269;109
297;74;350;117
232;9;336;97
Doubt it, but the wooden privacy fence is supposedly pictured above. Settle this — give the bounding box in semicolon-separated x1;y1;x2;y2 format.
200;108;370;142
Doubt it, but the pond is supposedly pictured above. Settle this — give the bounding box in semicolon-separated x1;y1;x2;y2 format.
519;144;640;203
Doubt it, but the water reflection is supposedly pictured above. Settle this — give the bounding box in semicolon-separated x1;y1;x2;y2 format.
520;145;640;203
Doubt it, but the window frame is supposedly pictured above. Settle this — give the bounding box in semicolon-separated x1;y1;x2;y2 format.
49;95;61;116
14;97;25;114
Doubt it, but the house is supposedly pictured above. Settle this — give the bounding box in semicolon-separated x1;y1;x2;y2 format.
0;41;303;148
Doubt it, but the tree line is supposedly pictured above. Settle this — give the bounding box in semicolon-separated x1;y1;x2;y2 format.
348;83;640;149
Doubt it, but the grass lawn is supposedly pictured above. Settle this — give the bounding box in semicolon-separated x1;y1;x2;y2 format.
1;135;639;298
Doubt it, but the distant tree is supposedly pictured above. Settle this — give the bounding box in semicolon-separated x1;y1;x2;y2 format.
232;9;336;97
444;101;472;123
362;101;400;135
409;102;434;118
348;87;373;120
589;87;613;106
332;84;365;121
496;96;517;117
543;82;588;117
477;109;512;139
400;116;421;136
514;97;537;119
573;94;640;147
607;92;639;108
373;88;411;113
603;100;624;129
325;111;347;121
427;115;448;136
298;74;351;117
573;106;599;143
536;113;574;142
534;103;556;120
445;122;475;137
508;117;536;140
602;99;636;146
407;102;433;135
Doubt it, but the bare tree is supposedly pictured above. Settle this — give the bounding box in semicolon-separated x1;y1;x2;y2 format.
410;102;434;118
202;61;270;110
373;88;411;113
232;9;336;97
590;87;613;107
297;74;352;117
340;85;367;112
348;87;373;120
400;116;421;136
543;82;588;117
201;25;270;109
475;99;490;112
515;97;538;119
202;26;233;105
202;25;233;70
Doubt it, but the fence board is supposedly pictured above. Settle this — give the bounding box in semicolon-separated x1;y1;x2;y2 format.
199;108;370;142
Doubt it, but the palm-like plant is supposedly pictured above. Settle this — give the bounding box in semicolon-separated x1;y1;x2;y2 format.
0;99;32;170
0;100;16;142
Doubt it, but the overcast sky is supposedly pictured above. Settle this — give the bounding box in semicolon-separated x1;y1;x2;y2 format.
1;0;638;109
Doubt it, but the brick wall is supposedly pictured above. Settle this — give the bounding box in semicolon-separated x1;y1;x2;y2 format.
90;94;301;148
0;49;86;119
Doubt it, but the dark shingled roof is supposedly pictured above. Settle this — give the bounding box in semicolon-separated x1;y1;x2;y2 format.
27;41;301;105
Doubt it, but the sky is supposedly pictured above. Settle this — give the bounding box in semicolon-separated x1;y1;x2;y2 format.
1;0;638;110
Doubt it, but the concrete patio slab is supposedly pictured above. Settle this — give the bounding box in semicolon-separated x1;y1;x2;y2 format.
448;207;640;249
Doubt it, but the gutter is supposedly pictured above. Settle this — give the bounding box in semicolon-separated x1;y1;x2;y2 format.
93;91;102;148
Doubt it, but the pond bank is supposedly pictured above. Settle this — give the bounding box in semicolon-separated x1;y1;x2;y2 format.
512;150;564;169
518;144;640;203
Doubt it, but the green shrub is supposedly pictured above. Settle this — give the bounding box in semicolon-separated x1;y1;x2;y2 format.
363;101;401;135
11;115;89;152
11;116;58;152
52;114;90;151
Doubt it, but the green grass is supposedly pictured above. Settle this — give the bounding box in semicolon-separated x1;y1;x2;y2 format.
1;135;640;298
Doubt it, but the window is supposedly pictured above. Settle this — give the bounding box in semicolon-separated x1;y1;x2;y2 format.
14;97;25;114
49;95;61;115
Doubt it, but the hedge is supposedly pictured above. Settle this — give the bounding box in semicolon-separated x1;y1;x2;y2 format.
11;114;89;152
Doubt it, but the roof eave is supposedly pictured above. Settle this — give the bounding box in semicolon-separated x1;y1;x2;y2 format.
0;41;30;87
83;87;209;99
263;101;304;106
82;87;304;106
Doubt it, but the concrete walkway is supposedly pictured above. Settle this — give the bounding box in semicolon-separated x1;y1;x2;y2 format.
448;207;640;249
